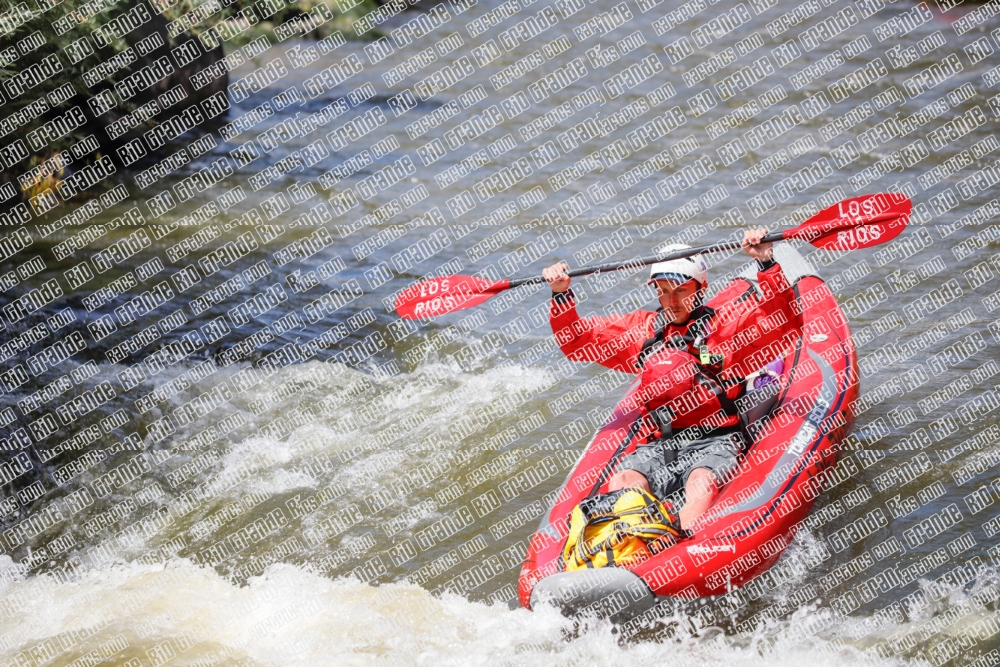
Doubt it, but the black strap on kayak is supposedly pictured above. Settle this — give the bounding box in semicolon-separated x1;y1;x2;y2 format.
587;415;646;500
693;365;741;418
647;406;677;466
693;364;753;449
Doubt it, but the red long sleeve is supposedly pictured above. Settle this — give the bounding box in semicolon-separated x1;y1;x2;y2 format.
549;291;656;374
712;265;803;379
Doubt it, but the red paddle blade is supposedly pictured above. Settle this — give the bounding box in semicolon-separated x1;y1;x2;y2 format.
395;275;510;319
792;193;911;251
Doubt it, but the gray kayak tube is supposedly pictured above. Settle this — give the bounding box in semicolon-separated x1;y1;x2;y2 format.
529;569;726;625
529;568;657;623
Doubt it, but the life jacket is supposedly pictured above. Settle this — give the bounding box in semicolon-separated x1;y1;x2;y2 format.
562;487;680;571
637;346;744;435
635;305;722;371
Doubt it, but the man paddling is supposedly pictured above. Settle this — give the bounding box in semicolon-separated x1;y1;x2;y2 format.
542;229;801;531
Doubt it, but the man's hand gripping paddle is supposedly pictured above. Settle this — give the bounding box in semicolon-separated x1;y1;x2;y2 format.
394;193;911;320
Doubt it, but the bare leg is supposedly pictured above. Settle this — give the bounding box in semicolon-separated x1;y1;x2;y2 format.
606;469;651;494
678;468;719;530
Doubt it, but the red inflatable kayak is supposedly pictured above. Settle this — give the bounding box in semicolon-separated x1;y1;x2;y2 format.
519;244;859;618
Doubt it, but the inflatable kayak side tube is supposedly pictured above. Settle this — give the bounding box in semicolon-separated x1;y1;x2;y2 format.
529;568;657;622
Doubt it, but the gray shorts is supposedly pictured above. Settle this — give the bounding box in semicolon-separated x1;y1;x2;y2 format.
617;430;745;501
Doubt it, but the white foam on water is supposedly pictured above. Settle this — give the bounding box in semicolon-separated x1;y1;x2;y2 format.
35;359;562;580
0;560;929;667
202;359;556;491
10;361;951;664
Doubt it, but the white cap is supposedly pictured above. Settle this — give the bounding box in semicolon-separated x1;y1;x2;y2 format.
647;244;708;286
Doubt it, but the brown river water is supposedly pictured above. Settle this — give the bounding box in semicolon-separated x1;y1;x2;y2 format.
1;0;1000;664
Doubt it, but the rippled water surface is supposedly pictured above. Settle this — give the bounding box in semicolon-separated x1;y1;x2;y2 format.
3;0;1000;664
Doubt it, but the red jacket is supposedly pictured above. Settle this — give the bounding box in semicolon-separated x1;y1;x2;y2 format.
550;263;802;381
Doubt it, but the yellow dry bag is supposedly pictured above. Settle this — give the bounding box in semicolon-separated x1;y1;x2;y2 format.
562;487;681;571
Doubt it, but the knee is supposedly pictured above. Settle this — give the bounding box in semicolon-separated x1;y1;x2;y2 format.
608;469;651;493
687;468;719;499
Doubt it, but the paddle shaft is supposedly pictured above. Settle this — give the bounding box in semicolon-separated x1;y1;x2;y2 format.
507;231;786;289
394;197;908;319
507;208;904;289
